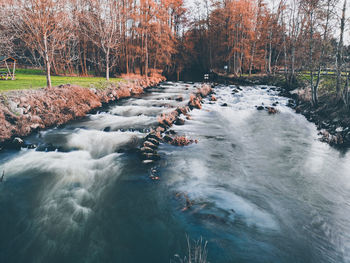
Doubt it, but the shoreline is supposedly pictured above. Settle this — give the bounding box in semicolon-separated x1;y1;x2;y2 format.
216;74;350;148
0;74;165;149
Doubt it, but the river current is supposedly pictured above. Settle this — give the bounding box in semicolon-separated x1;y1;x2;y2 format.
1;82;350;263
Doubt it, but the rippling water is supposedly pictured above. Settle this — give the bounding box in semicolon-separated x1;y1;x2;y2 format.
1;83;350;263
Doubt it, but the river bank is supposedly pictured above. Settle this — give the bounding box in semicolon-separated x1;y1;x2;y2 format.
0;74;165;149
1;82;350;262
217;74;350;148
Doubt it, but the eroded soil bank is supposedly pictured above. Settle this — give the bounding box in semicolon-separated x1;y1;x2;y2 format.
0;74;164;147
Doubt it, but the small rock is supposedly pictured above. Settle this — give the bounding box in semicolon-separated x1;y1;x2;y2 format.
175;118;185;126
12;137;24;149
163;135;173;143
144;141;157;149
143;160;154;164
147;138;160;146
221;103;228;107
30;124;41;130
267;107;278;114
336;127;344;133
175;96;184;102
146;133;161;141
141;147;156;153
103;126;111;132
26;143;37;149
257;106;264;111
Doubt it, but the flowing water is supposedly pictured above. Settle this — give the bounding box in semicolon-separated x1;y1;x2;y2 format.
1;83;350;263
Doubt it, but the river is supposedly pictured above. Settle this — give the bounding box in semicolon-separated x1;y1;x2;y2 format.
1;82;350;263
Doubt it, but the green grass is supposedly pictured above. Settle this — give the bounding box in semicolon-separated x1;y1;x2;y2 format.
0;68;123;92
296;72;349;97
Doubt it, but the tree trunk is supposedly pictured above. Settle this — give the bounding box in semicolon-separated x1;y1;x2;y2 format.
343;71;349;108
336;0;347;99
106;49;110;81
268;29;272;74
309;11;317;107
290;41;296;85
43;33;52;89
314;0;331;106
145;30;148;77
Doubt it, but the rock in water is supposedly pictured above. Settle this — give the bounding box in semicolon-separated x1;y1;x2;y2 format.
11;137;25;149
175;96;184;102
163;135;173;143
175;118;185;126
143;141;157;149
267;107;278;114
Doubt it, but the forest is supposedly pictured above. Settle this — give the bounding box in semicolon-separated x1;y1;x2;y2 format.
0;0;349;105
2;1;350;263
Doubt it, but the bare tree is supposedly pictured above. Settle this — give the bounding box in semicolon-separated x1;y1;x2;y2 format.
79;0;120;81
336;0;347;100
8;0;73;88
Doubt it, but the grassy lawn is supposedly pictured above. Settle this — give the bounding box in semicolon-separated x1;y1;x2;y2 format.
0;68;123;92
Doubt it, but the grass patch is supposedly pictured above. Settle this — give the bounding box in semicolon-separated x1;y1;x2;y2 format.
0;68;123;92
296;72;348;96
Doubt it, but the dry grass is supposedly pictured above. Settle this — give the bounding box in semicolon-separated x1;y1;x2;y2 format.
172;236;209;263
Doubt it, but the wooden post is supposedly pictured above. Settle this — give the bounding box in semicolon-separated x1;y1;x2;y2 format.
12;60;16;80
5;60;11;80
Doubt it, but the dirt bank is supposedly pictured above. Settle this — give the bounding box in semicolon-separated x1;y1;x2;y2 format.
0;74;164;146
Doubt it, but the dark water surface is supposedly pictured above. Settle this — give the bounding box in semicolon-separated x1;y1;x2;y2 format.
1;83;350;263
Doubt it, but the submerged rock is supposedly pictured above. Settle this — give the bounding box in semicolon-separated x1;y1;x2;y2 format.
142;152;160;160
267;107;278;114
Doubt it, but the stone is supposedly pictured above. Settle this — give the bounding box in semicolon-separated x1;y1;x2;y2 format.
103;126;111;132
267;107;278;114
163;135;173;143
141;147;156;154
11;137;25;149
336;127;344;133
26;143;37;149
144;141;157;149
147;138;160;146
175;118;185;126
175;96;184;102
146;133;161;141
